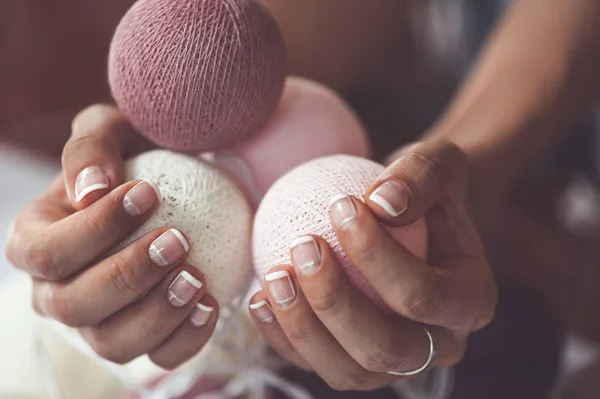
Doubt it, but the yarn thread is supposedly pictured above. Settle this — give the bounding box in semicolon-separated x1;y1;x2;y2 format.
253;155;428;310
109;0;286;151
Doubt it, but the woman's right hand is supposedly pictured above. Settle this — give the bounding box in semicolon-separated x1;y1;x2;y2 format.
5;104;219;369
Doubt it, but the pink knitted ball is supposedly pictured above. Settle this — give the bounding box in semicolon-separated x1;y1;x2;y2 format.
253;155;428;311
226;76;371;195
108;0;286;151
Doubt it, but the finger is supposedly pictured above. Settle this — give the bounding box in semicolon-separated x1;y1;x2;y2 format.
365;140;468;226
5;176;70;271
32;227;190;327
289;234;464;371
149;295;219;370
79;266;205;365
63;104;140;207
9;180;160;280
264;265;392;391
248;291;312;371
329;195;489;331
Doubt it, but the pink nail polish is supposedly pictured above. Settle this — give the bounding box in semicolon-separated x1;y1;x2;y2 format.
191;303;214;327
329;194;356;230
265;271;296;308
167;271;202;307
149;229;189;267
249;300;275;323
75;166;109;202
123;180;160;216
369;180;410;217
290;236;321;276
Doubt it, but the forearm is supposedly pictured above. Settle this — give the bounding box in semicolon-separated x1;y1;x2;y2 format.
428;0;600;193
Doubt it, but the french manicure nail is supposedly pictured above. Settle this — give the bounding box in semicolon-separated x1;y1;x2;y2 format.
265;271;296;308
191;303;214;327
249;300;275;323
369;180;410;217
75;166;109;202
290;236;321;276
329;194;356;229
168;271;202;307
123;180;161;216
149;229;189;267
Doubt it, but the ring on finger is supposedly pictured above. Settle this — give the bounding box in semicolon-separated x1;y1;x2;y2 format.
387;326;435;376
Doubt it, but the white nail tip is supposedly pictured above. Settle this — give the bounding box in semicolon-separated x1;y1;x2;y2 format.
369;193;400;217
180;271;202;289
196;303;214;312
328;193;350;208
290;235;315;248
265;270;290;281
249;300;268;310
170;229;190;252
76;183;109;202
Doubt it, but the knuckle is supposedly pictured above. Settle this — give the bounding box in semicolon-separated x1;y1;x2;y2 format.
327;371;373;392
142;308;177;338
85;327;132;364
25;238;62;280
109;255;144;299
397;284;444;322
89;338;130;365
404;151;441;189
351;236;386;268
310;286;344;314
149;345;200;371
62;134;99;164
82;208;111;237
285;324;314;343
474;297;497;330
149;356;179;371
360;350;405;374
46;289;83;327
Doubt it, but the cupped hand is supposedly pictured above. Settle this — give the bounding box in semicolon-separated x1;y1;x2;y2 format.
5;104;218;369
248;139;497;391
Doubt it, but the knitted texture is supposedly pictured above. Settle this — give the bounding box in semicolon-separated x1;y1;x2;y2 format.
119;150;254;306
253;155;428;310
108;0;286;151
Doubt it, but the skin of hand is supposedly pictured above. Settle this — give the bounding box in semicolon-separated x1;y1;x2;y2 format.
5;104;219;369
247;139;498;391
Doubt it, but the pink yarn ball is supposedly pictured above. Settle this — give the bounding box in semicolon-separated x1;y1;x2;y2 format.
108;0;286;151
253;155;428;311
230;77;371;194
211;77;371;202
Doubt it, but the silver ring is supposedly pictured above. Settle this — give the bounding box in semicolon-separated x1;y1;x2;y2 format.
387;326;436;376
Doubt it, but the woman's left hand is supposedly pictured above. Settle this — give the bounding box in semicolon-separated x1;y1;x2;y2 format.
248;140;498;391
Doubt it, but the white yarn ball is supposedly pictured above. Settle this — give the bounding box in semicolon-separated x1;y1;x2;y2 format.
120;150;254;306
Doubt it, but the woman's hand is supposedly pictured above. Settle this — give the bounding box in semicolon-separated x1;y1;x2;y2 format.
248;139;497;390
5;104;218;369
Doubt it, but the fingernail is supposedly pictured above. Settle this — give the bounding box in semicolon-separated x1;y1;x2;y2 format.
123;180;161;216
75;166;109;202
191;303;214;327
329;194;356;230
265;271;296;308
290;236;321;276
249;300;275;323
149;229;189;267
168;271;202;307
368;180;410;217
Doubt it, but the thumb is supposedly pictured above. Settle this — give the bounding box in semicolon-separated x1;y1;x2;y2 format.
62;104;141;210
365;139;469;226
